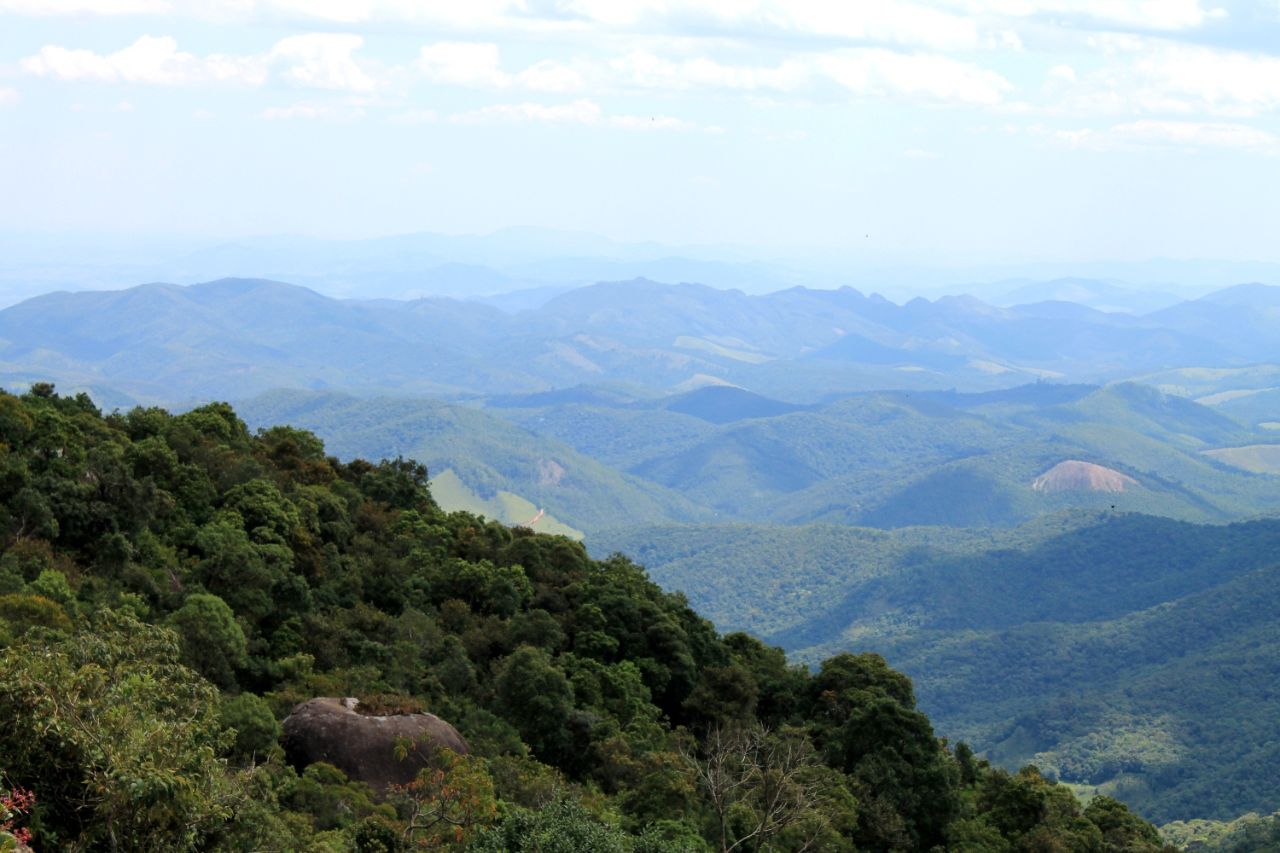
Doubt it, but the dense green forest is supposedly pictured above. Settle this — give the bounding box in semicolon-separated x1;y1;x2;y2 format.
235;382;1280;540
1162;810;1280;852
0;386;1177;851
235;389;712;536
596;516;1280;825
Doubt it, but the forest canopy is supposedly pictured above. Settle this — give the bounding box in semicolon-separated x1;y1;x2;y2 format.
0;386;1175;851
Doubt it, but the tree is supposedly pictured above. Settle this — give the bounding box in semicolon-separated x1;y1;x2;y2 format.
219;693;282;763
684;724;853;853
1084;796;1173;852
469;795;638;853
0;612;253;850
810;654;958;850
389;747;496;848
168;593;248;688
494;646;574;762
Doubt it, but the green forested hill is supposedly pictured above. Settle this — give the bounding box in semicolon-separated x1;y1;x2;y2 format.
489;399;721;471
499;382;1280;529
234;389;712;536
0;386;1175;851
592;514;1280;824
228;381;1280;537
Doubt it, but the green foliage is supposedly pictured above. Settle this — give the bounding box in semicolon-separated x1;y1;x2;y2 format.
219;692;282;763
285;762;393;832
0;592;71;637
1161;810;1280;852
0;612;249;850
601;513;1280;824
468;795;655;852
236;390;711;536
0;389;1168;850
168;592;248;687
494;645;576;762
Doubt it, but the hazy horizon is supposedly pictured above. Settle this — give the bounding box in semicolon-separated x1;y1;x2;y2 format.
5;222;1280;311
3;1;1280;265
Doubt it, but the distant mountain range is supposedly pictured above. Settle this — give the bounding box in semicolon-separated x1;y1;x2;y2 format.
5;227;1275;308
5;277;1280;410
0;227;827;306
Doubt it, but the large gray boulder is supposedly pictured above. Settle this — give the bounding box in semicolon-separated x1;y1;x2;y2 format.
282;697;470;792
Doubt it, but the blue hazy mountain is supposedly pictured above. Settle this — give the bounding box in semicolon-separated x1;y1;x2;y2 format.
2;277;1278;407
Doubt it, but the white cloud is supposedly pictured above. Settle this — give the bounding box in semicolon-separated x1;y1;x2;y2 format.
516;59;588;93
262;101;365;120
0;0;168;13
1128;43;1280;116
1111;119;1276;148
0;0;1227;44
415;42;587;93
610;51;809;92
251;0;989;50
943;0;1219;32
417;42;509;87
608;48;1012;105
446;97;699;130
10;0;513;25
1061;37;1280;117
21;35;266;85
450;98;604;125
20;33;377;91
1050;119;1277;151
270;33;375;91
818;49;1013;105
1049;64;1076;83
261;0;525;28
409;39;1012;107
0;87;18;106
557;0;983;49
20;35;244;85
986;29;1024;50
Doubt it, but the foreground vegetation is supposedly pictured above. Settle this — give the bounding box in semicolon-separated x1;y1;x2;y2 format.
0;386;1176;850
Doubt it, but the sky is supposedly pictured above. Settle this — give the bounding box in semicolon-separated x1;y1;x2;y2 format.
2;0;1280;265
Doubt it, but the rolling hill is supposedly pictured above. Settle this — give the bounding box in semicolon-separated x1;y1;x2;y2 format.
497;381;1280;529
592;513;1280;824
233;390;710;536
6;277;1280;408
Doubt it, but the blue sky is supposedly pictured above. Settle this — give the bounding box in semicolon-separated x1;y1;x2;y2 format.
2;0;1279;264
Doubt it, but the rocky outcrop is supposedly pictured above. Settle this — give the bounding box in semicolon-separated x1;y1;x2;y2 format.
281;697;469;792
1032;460;1138;493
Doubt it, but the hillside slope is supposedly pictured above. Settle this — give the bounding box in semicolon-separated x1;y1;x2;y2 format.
235;390;711;535
593;514;1280;824
0;387;1173;851
511;383;1280;529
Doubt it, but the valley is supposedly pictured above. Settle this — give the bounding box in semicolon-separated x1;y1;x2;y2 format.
3;274;1280;834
